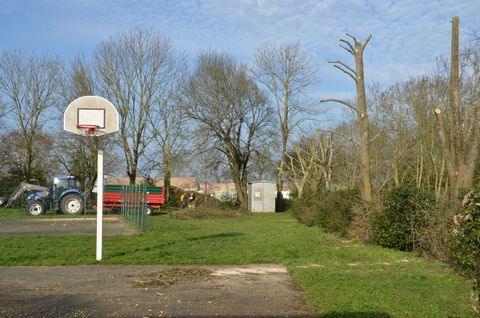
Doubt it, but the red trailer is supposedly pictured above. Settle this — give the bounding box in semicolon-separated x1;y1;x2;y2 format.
99;185;165;215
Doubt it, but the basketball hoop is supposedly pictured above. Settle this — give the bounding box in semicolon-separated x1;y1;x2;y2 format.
64;96;119;261
77;124;100;136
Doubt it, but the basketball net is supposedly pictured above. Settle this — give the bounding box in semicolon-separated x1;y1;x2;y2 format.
76;124;100;136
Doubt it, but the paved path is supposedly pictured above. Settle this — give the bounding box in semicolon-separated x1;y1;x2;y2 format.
0;264;315;318
0;217;138;236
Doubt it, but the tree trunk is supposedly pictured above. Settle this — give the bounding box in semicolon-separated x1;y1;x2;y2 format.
277;141;287;193
231;165;248;209
128;165;137;185
450;15;461;200
354;41;373;202
163;152;172;203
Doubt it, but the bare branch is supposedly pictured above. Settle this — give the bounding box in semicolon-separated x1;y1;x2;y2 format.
320;98;359;115
316;128;361;147
339;44;354;55
332;64;356;82
329;60;356;75
363;34;373;49
339;39;354;54
346;33;358;46
370;130;383;143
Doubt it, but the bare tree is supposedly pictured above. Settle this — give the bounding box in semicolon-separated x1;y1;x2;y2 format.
0;51;62;180
253;42;316;193
0;130;57;183
148;53;189;202
56;56;104;202
95;29;175;184
183;52;272;209
322;34;373;201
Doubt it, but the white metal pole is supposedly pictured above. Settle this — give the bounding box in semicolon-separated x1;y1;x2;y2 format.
96;149;104;261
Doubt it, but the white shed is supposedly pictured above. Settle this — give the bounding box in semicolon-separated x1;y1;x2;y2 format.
248;181;276;212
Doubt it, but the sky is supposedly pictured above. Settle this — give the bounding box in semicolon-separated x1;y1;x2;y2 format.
1;0;480;119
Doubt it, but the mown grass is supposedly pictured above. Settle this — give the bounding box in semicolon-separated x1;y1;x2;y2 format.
0;209;475;317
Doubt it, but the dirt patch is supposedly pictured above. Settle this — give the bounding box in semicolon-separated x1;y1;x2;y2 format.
0;264;316;318
132;267;212;288
0;217;138;236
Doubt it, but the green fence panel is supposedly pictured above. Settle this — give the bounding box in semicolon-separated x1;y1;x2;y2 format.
120;185;148;232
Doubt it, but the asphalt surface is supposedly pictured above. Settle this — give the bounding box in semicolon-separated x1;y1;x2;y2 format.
0;217;138;236
0;264;316;318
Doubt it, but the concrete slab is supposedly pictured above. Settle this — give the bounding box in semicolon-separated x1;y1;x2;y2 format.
0;264;316;317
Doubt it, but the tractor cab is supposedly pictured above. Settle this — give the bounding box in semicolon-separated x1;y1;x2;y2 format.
50;176;82;212
52;177;80;200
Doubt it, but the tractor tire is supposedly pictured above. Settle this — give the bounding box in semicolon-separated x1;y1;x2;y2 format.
60;193;84;215
26;200;46;216
146;204;152;216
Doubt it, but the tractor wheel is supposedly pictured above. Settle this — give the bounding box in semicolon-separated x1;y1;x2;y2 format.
146;204;152;216
60;194;84;215
26;200;46;216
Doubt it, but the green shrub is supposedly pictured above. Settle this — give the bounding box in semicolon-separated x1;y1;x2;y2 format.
290;188;359;236
452;185;480;311
372;185;434;251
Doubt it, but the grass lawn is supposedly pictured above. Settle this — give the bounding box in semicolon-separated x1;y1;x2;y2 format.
0;208;475;317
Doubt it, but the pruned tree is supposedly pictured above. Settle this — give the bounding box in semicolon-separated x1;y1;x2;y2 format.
95;29;174;184
183;52;272;209
0;51;62;181
285;140;317;198
322;33;373;201
284;132;334;197
253;41;316;193
435;16;480;201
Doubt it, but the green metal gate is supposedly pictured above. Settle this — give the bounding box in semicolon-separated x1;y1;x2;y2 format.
120;185;148;232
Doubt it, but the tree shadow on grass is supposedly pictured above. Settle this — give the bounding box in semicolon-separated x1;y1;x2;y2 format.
322;312;391;318
187;232;245;241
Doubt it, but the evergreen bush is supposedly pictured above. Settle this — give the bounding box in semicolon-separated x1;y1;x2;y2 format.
372;185;434;251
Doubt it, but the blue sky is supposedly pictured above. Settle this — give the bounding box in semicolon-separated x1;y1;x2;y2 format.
1;0;479;118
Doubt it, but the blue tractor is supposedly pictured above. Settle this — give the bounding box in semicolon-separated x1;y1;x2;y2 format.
0;176;84;216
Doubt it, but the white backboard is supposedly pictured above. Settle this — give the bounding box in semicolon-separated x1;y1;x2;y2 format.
64;96;118;136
